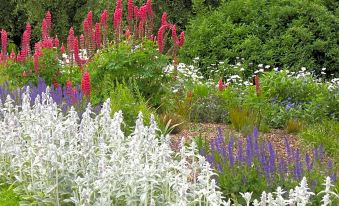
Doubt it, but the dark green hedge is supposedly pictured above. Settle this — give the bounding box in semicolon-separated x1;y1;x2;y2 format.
181;0;339;76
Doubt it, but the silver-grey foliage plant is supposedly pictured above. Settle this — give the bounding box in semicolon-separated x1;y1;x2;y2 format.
0;87;227;205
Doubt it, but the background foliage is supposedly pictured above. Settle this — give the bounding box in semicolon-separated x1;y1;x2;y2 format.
181;0;339;75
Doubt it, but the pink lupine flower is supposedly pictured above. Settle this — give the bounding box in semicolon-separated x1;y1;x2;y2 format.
52;79;60;88
9;50;16;60
67;27;75;53
25;23;31;53
45;11;52;30
22;30;30;55
83;18;90;34
81;71;91;97
178;31;185;47
34;42;42;57
42;18;48;40
65;80;73;96
17;51;24;62
218;79;224;91
146;0;154;18
116;0;122;10
86;11;93;31
74;37;85;66
101;10;108;27
161;12;168;25
140;5;147;22
26;23;31;36
60;44;65;54
157;24;167;53
127;0;134;23
113;8;122;35
54;36;60;48
137;21;145;38
1;30;7;59
80;34;85;49
125;28;131;40
95;23;101;48
42;38;53;48
134;6;140;21
171;25;178;45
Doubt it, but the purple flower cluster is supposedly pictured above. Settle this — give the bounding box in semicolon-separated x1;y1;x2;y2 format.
203;128;336;189
0;79;101;114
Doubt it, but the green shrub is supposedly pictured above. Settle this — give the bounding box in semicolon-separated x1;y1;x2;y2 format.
190;94;228;123
181;0;338;76
109;82;160;134
87;40;169;106
261;71;339;124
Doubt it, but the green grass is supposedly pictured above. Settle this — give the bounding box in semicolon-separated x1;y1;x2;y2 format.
300;119;339;159
0;185;20;206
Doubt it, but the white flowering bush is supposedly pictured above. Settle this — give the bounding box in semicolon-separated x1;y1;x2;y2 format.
163;62;204;93
0;87;226;205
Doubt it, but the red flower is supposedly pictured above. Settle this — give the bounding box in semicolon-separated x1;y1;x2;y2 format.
83;18;90;34
53;80;60;89
157;24;168;53
81;71;91;97
45;11;52;30
255;75;260;96
65;80;73;96
116;0;122;10
218;79;224;91
67;27;75;53
1;30;7;59
100;10;108;27
95;23;101;48
9;50;16;60
26;23;31;36
139;5;147;22
134;6;140;21
127;0;134;23
22;30;30;54
60;44;65;54
80;34;85;49
86;11;93;31
161;12;168;26
125;28;131;40
34;42;42;57
41;18;48;40
146;0;154;18
178;31;185;47
54;37;60;48
114;8;122;33
74;37;85;66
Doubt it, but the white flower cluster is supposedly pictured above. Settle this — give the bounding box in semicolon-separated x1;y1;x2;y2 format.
59;49;89;67
163;62;204;93
0;87;226;205
231;177;338;206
